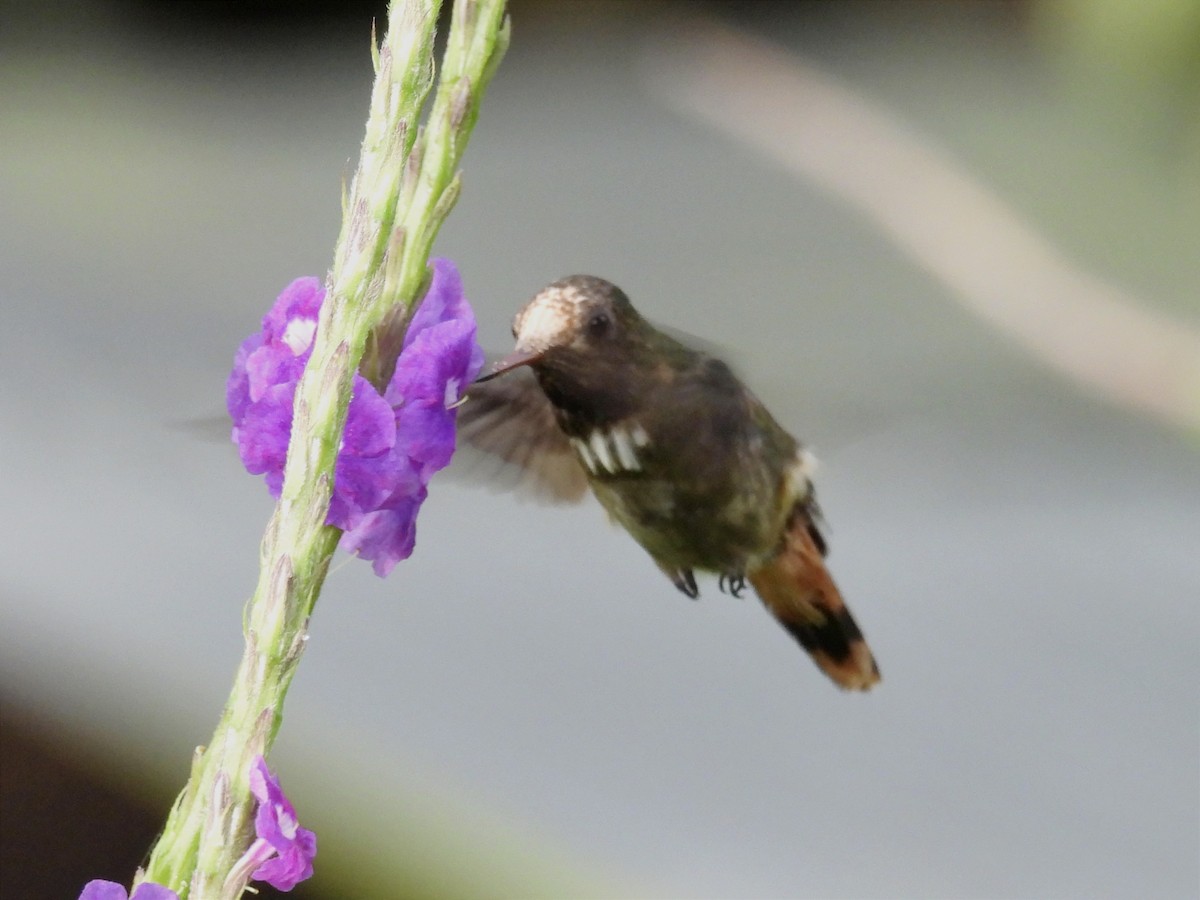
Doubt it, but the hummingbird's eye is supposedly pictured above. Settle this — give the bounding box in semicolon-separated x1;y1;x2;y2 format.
586;311;611;338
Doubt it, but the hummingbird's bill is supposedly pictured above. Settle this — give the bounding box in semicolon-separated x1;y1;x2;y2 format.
474;348;544;382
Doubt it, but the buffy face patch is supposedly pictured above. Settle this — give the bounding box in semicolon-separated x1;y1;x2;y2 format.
511;282;593;354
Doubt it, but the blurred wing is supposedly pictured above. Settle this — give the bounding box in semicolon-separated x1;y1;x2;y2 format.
654;320;729;363
455;369;590;504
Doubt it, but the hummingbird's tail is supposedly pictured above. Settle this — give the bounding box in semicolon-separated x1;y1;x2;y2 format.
748;508;880;691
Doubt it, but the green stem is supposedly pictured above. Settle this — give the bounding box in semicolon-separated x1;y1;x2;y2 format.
139;1;508;896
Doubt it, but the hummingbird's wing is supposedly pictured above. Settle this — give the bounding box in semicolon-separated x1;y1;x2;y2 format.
455;369;590;504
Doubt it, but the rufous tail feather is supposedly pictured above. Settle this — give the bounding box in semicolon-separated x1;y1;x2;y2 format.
748;510;880;691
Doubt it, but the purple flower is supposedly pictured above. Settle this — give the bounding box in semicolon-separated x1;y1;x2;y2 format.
78;880;178;900
239;755;317;892
227;259;484;575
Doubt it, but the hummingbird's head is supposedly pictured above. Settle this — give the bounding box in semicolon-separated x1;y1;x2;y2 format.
478;275;639;381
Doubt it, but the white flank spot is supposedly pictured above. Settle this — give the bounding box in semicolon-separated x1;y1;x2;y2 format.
570;437;598;473
785;447;819;502
588;430;616;472
630;423;651;447
610;427;641;471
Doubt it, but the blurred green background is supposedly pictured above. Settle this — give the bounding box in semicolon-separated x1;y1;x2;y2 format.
2;1;1197;898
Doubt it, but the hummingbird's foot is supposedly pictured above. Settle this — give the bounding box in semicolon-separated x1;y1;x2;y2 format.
654;561;699;598
719;573;747;598
670;568;699;599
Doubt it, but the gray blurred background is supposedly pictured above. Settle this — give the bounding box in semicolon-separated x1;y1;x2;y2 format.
2;1;1198;898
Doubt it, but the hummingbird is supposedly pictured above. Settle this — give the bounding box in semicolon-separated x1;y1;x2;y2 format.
459;276;880;691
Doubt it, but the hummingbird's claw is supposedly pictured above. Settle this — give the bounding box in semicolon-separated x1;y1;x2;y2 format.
673;569;699;599
657;562;699;598
719;573;747;598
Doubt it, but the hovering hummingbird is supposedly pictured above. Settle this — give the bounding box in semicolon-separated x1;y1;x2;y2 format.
459;276;880;691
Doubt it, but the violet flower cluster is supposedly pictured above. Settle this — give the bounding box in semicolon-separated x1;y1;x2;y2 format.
241;755;318;891
227;258;483;575
79;756;315;898
78;882;178;900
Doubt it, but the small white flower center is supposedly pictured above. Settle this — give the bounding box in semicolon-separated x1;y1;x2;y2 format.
444;376;462;407
283;318;317;355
